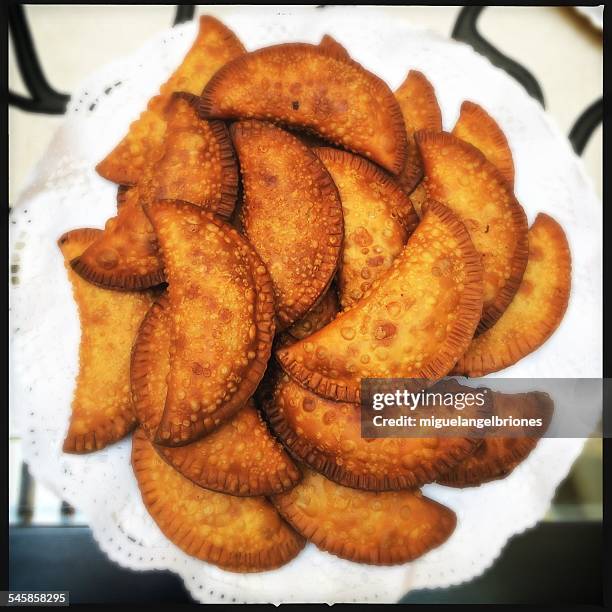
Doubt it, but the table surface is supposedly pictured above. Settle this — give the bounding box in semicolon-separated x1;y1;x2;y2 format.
8;5;603;205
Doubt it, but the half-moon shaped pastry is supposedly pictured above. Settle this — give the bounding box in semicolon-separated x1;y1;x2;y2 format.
453;213;571;376
231;120;343;329
272;466;455;565
452;101;514;187
73;94;239;291
276;201;483;402
159;401;301;497
200;43;408;175
132;429;305;572
315;147;419;309
96;16;245;184
437;390;554;487
394;70;442;194
416;130;528;333
58;229;153;453
71;185;163;291
131;294;301;496
144;200;275;445
150;93;238;216
263;370;481;490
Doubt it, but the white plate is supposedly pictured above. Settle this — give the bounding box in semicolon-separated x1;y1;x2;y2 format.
9;6;601;604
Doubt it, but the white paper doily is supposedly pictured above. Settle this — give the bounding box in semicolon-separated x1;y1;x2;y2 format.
9;6;601;604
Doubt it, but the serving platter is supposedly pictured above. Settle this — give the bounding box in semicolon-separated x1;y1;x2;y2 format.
9;6;601;604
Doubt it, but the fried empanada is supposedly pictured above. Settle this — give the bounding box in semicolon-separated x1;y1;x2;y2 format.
131;294;301;496
160;401;301;496
416;130;529;333
96;16;245;184
152;93;238;215
318;34;351;61
132;429;305;572
452;101;514;187
200;44;407;175
96;105;167;186
272;467;455;565
58;229;153;453
230;121;343;329
144;200;275;445
394;70;442;194
315;147;419;309
74;94;239;291
276;201;483;402
71;185;163;291
263;370;481;490
454;214;571;376
285;286;339;341
437;390;554;487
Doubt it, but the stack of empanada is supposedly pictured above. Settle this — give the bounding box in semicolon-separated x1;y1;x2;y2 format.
58;16;571;573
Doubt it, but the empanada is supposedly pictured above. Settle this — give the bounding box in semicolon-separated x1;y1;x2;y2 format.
132;429;305;572
131;294;301;496
58;229;153;452
277;201;483;402
231;120;343;329
263;370;482;490
452;101;514;187
71;184;162;291
272;467;455;565
315;147;419;308
160;401;301;497
453;213;571;376
437;390;554;487
394;70;442;194
96;16;245;184
144;200;275;445
200;43;407;174
416;130;528;333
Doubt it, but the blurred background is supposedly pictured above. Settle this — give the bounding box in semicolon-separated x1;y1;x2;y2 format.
8;4;603;604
